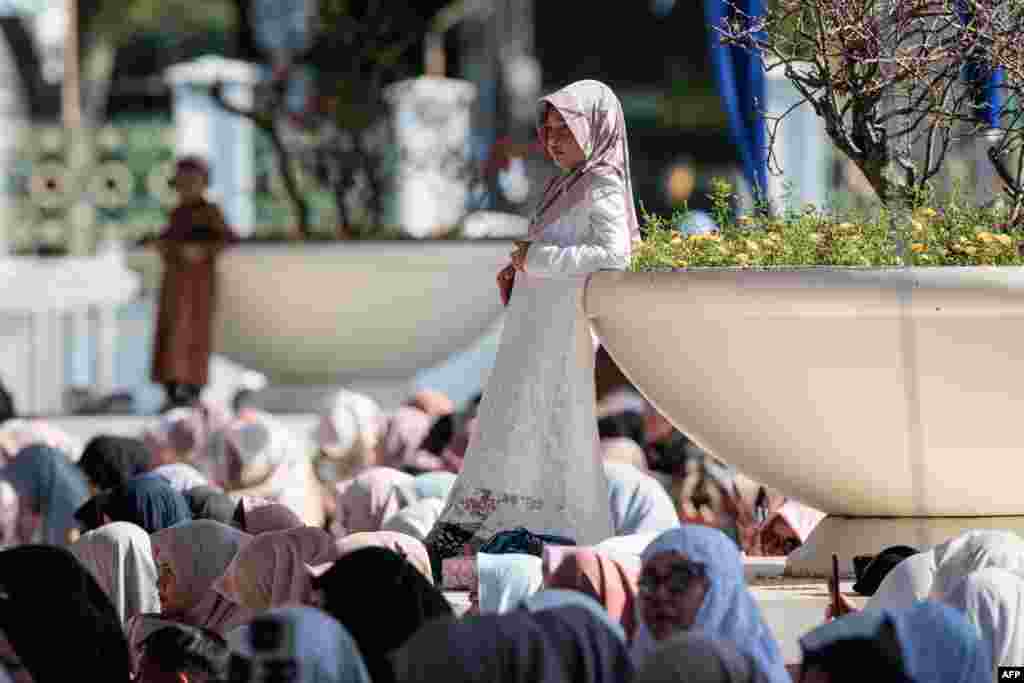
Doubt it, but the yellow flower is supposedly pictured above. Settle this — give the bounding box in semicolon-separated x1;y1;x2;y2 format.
688;234;704;242
838;222;856;231
910;219;925;236
914;207;938;220
977;231;995;243
995;234;1012;246
911;242;927;253
964;246;978;255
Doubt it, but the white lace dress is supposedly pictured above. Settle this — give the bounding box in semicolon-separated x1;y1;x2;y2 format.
427;175;631;558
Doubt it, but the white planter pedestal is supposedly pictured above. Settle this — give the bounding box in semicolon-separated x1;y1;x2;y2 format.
586;267;1024;576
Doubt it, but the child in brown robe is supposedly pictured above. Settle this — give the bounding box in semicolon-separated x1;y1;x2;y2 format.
150;157;239;411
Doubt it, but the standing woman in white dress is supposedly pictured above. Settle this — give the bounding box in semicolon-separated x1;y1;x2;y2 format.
425;80;641;566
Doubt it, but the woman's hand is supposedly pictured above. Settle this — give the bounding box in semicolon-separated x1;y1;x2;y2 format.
824;579;859;621
510;241;530;271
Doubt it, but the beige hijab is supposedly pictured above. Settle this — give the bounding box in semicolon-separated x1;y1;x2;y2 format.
71;521;161;625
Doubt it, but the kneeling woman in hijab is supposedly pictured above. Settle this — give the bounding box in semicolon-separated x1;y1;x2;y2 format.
391;605;633;683
1;444;89;546
0;545;132;682
313;546;453;683
227;606;371;683
633;526;789;683
798;601;991;683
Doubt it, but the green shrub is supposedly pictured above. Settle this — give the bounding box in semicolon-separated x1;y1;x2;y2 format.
630;181;1024;271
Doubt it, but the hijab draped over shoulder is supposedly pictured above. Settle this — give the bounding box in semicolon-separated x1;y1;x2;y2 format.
0;545;132;682
530;79;640;244
1;444;89;545
214;526;337;612
71;521;161;625
635;526;789;683
149;519;254;633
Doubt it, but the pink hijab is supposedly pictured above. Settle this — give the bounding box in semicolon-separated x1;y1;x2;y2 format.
531;80;639;243
149;520;255;633
334;531;435;585
238;498;304;534
333;467;416;535
379;406;434;470
770;500;826;543
214;526;338;612
0;419;79;462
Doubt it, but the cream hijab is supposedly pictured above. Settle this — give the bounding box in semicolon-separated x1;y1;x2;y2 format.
71;521;161;625
945;567;1024;669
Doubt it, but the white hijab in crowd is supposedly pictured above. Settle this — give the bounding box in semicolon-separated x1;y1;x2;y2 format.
633;526;789;683
476;553;544;614
945;567;1024;669
868;529;1024;612
604;462;679;536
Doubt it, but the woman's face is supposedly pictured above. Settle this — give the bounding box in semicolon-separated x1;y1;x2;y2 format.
542;107;586;171
157;560;184;614
760;517;801;556
173;168;207;204
639;551;709;641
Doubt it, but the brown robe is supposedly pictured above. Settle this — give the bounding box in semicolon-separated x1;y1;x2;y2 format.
150;199;239;387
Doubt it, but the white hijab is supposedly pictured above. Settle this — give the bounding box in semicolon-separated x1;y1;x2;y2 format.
945;567;1024;669
604;462;679;536
380;497;445;542
70;521;161;625
477;553;544;614
930;530;1024;600
865;552;937;613
152;463;209;493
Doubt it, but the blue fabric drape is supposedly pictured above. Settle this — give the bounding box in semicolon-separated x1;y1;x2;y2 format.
956;0;1005;127
704;0;768;200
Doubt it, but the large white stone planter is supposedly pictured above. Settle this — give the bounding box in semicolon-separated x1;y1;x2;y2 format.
200;241;513;385
586;267;1024;575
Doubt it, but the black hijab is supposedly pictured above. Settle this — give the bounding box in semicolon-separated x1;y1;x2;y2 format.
78;435;152;491
313;546;452;683
183;486;238;525
104;474;192;534
0;545;132;682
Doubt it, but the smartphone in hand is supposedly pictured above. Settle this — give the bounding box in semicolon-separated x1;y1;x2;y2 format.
831;553;841;615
